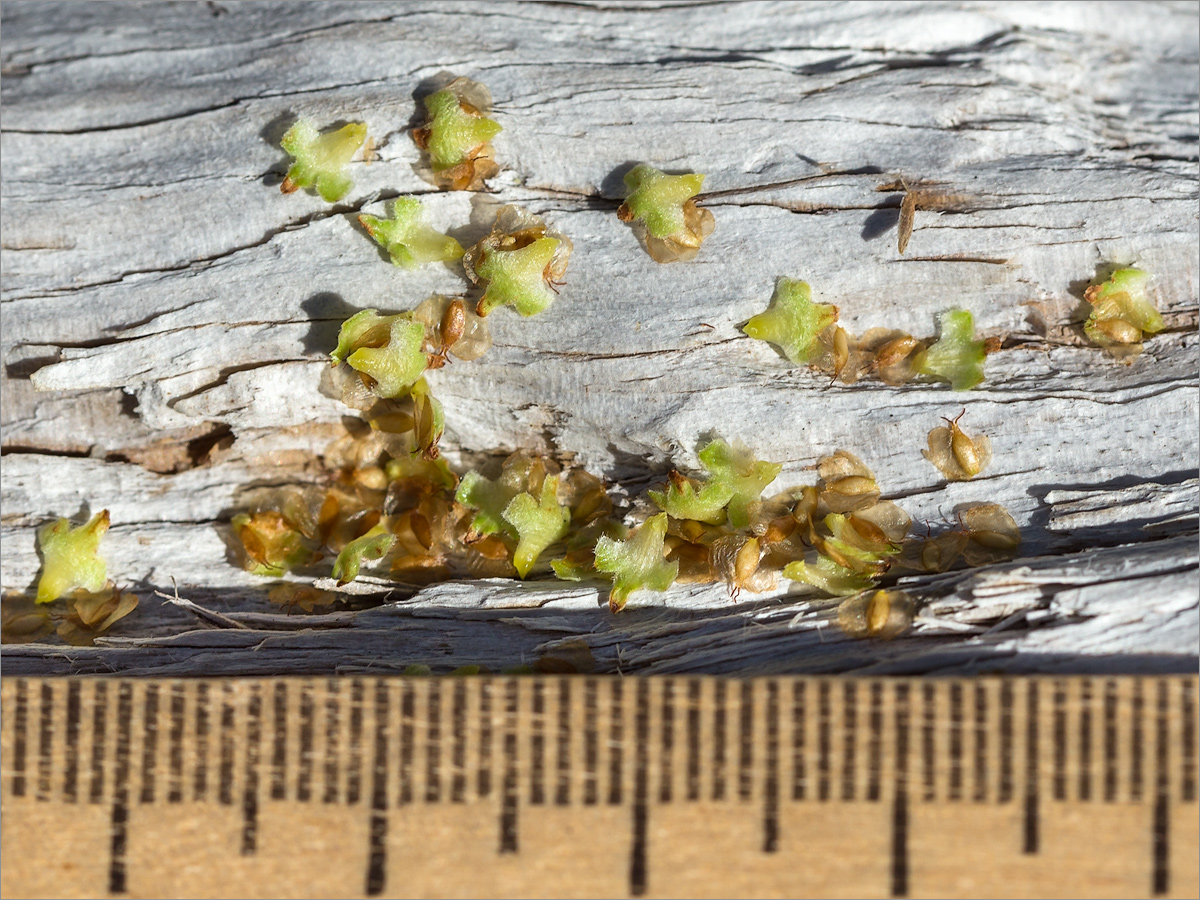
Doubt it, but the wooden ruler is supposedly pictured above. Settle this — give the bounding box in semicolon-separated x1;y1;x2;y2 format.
1;676;1196;899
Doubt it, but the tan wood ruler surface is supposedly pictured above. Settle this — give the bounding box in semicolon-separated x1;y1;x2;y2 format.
1;676;1196;899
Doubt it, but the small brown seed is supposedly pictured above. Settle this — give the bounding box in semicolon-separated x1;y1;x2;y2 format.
847;515;889;548
838;589;915;639
831;326;850;381
828;475;877;496
440;299;466;350
354;466;388;491
410;512;433;551
876;335;920;369
734;537;761;587
945;412;981;477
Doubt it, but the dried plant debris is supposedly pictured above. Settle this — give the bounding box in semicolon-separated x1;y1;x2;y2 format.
463;206;572;317
742;279;992;390
226;406;1025;635
880;178;973;256
408;377;446;460
280;119;368;202
231;508;322;577
710;533;777;598
1083;268;1164;356
412;76;502;191
36;510;110;603
358;198;464;269
8;509;139;645
782;448;1021;602
593;513;679;613
234;435;619;589
743;278;839;366
923;411;992;481
866;330;925;386
816;450;879;513
913;308;991;391
268;583;342;613
617;164;715;263
1;594;56;644
897;183;917;255
1;585;140;647
55;586;140;646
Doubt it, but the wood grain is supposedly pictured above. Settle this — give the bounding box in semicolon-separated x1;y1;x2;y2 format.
2;1;1196;675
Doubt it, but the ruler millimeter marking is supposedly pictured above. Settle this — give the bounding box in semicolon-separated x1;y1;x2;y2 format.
2;676;1197;899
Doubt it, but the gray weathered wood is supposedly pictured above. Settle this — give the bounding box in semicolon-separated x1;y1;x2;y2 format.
2;1;1196;675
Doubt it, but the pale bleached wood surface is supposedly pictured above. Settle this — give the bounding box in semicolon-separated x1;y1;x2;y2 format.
2;1;1197;675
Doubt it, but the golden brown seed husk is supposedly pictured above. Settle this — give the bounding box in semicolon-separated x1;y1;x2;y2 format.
712;534;776;595
1095;318;1142;344
818;449;875;484
960;503;1021;566
665;539;718;584
821;476;881;513
838;589;916;639
901;531;968;573
923;417;992;482
852;500;912;543
268;584;341;613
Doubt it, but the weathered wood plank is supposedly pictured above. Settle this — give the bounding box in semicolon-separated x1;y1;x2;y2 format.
2;1;1196;674
1;535;1194;676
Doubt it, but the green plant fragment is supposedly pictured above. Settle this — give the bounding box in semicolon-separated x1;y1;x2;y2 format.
455;453;546;539
715;439;783;529
650;439;781;528
648;476;733;525
474;237;562;317
455;471;518;539
423;89;502;170
551;519;628;583
1083;268;1164;346
593;513;679;613
743;278;839;365
412;77;503;191
502;475;571;578
35;510;110;604
331;525;397;585
550;558;590;582
463;206;572;317
280;119;367;202
331;309;428;399
913;308;987;391
358;198;464;269
782;556;877;597
620;165;705;239
617;164;715;262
